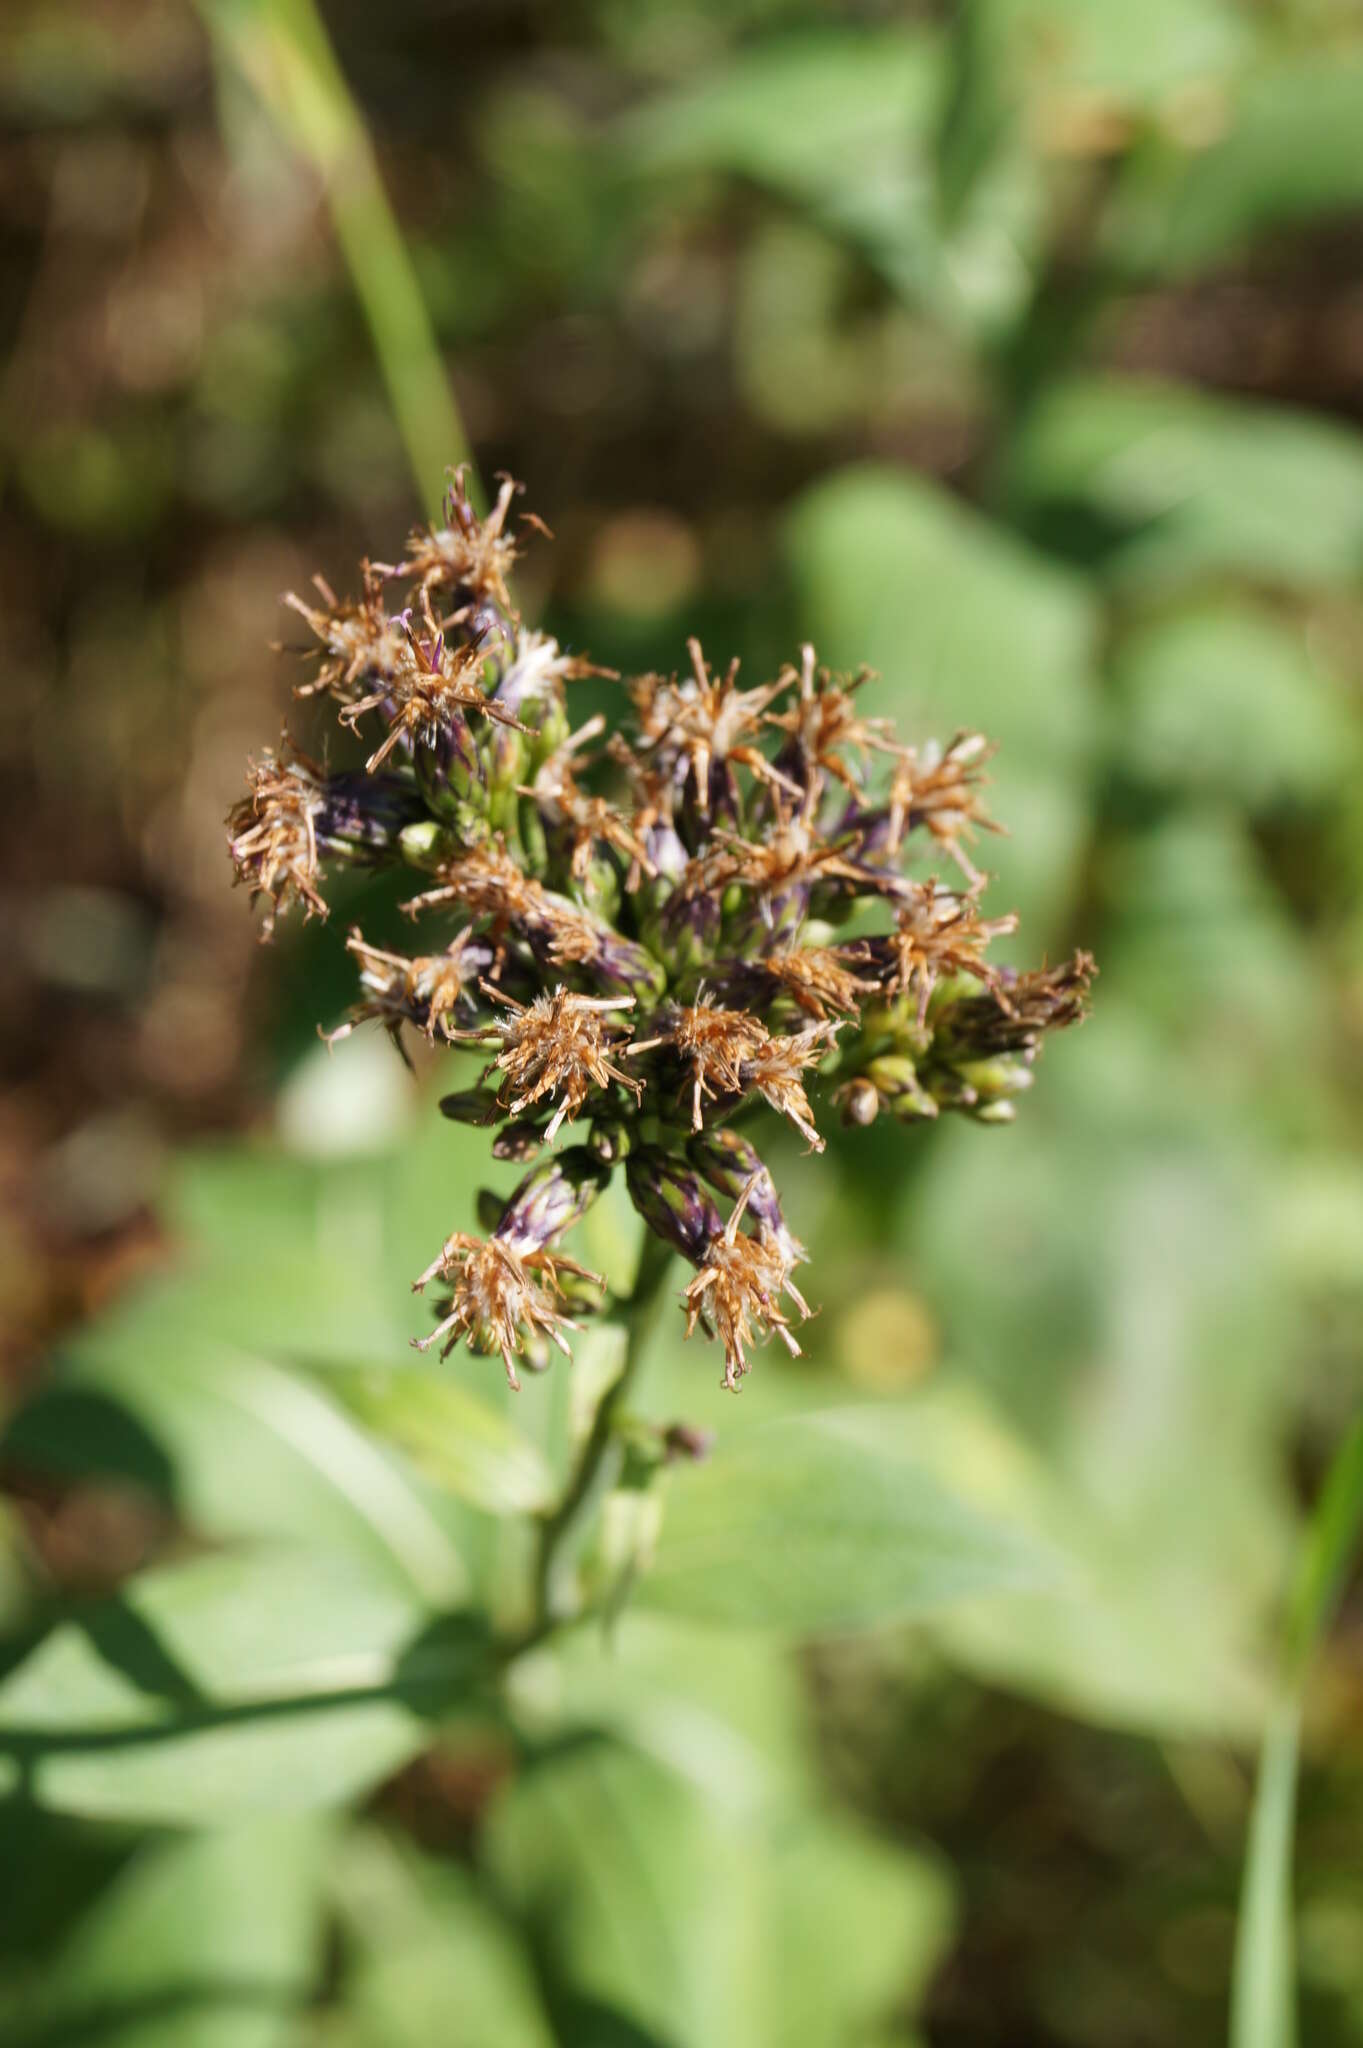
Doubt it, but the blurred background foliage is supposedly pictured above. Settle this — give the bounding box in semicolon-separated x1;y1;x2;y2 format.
2;0;1363;2042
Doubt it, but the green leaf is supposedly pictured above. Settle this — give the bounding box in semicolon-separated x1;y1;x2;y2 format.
0;1547;479;1823
486;1739;952;2048
1108;601;1358;811
507;1611;807;1815
1004;376;1363;589
331;1827;554;2048
323;1363;557;1517
1113;55;1363;277
619;29;1044;337
634;1407;1062;1632
5;1352;469;1606
785;462;1098;941
10;1818;330;2048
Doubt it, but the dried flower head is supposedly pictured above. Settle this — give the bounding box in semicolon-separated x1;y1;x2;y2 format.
632;638;797;814
385;472;524;610
228;475;1091;1390
326;928;490;1054
474;984;641;1141
227;738;328;935
411;1231;593;1388
765;643;901;792
683;1181;811;1392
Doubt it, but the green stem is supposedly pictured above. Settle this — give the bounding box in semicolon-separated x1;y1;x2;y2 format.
196;0;476;520
529;1230;676;1635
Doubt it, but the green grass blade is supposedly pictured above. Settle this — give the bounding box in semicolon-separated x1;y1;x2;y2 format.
1230;1699;1300;2048
196;0;474;520
1230;1417;1363;2048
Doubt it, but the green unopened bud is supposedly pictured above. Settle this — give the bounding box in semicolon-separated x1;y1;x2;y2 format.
951;1056;1034;1101
866;1054;938;1121
970;1098;1017;1124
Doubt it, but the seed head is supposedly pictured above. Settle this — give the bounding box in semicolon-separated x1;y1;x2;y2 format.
475;984;642;1141
412;1232;593;1389
226;738;329;936
683;1182;811;1392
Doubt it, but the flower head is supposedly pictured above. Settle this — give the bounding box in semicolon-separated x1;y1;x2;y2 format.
474;984;641;1141
411;1232;590;1388
228;478;1091;1391
683;1180;811;1392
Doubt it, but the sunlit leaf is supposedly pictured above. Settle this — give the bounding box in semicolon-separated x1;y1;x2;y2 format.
324;1363;557;1517
9;1819;330;2048
0;1547;479;1823
635;1407;1062;1632
486;1738;952;2048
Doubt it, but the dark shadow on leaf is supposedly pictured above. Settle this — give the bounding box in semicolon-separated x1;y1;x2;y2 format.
0;1389;179;1504
9;1978;307;2048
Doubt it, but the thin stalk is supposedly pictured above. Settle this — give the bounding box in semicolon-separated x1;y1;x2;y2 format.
196;0;475;520
529;1230;676;1635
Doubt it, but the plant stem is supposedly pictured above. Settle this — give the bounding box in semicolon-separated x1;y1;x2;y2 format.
528;1230;675;1635
196;0;476;520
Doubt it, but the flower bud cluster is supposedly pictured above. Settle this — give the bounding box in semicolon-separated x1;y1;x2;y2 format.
228;472;1092;1388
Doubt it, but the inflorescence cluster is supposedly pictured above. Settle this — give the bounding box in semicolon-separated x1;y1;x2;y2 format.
228;476;1092;1390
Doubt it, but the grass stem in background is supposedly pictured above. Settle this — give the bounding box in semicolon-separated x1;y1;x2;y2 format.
196;0;475;521
1231;1420;1363;2048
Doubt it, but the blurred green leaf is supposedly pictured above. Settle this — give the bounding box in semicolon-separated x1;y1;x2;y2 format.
621;29;1044;335
786;463;1098;941
486;1737;952;2048
0;1547;476;1823
331;1827;554;2048
1109;601;1358;811
1112;55;1363;277
324;1364;556;1518
634;1407;1061;1632
509;1611;807;1814
9;1819;329;2048
1004;377;1363;588
5;1353;469;1606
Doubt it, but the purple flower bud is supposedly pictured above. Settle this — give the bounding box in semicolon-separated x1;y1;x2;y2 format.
495;1147;611;1257
625;1147;723;1264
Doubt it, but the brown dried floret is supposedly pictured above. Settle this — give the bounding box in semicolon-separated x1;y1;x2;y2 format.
226;736;328;937
739;1023;841;1149
690;796;869;911
734;945;878;1021
683;1181;811;1391
630;995;837;1146
875;882;1018;1024
284;563;412;708
472;984;642;1141
765;643;902;793
411;1232;597;1388
630;995;767;1132
383;472;524;611
631;638;798;812
325;928;489;1056
339;601;525;774
886;733;1000;883
404;840;621;976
